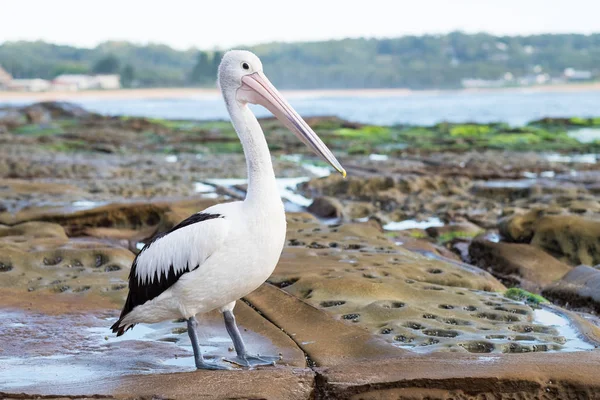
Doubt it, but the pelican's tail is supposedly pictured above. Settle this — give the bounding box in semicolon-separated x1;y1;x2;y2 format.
110;317;135;336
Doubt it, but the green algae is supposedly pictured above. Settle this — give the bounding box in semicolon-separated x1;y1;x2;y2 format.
505;288;548;306
8;111;600;155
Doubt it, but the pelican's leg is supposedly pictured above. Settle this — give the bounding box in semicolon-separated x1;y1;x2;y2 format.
187;317;229;370
222;309;281;367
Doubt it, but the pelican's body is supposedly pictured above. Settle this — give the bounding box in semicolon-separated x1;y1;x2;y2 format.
120;201;285;325
112;50;344;369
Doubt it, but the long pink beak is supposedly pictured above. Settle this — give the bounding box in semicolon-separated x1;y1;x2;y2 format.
237;72;346;177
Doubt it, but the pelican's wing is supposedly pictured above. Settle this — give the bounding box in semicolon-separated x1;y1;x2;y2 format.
111;212;229;335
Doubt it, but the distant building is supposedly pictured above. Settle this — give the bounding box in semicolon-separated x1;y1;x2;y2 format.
0;65;12;89
8;79;51;92
93;74;121;89
461;78;506;89
52;74;93;90
53;74;121;90
564;68;593;81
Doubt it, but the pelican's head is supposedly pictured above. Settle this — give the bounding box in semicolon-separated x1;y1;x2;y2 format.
218;50;346;178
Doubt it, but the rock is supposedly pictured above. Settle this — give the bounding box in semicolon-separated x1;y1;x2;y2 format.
498;208;549;242
0;109;26;129
35;101;93;119
344;201;376;219
23;105;52;124
531;215;600;265
318;352;600;399
269;214;587;354
426;221;483;241
307;196;344;219
0;221;134;303
472;179;580;201
469;239;572;290
543;265;600;313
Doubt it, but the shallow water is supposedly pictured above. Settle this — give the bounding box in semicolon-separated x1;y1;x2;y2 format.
568;128;600;144
194;155;328;211
393;303;596;354
533;308;596;352
383;217;444;231
544;153;597;163
0;309;277;391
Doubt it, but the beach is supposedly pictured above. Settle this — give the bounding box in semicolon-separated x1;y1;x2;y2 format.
2;81;600;102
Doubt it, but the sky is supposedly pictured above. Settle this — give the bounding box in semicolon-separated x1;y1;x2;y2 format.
1;0;599;50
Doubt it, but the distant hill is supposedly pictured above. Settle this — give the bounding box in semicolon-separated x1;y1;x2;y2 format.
1;32;599;89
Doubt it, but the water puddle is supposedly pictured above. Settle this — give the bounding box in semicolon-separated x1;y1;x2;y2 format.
369;154;389;161
533;307;595;351
0;308;278;392
301;163;331;178
544;153;597;164
195;177;314;212
383;217;444;231
71;200;108;209
393;302;597;354
568;128;600;144
522;171;556;179
478;179;535;189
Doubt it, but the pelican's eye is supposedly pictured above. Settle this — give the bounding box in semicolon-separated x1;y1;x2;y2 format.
242;62;250;70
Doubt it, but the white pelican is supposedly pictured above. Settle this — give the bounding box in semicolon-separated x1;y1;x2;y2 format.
111;50;345;369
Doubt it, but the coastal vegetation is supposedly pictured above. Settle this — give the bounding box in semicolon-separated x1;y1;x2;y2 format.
1;32;599;89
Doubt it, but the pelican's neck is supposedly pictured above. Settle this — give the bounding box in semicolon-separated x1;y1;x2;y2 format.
224;94;279;205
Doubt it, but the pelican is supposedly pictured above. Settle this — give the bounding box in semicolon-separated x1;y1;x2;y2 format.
111;50;345;369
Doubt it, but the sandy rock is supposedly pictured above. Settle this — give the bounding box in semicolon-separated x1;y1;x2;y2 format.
469;239;572;291
543;265;600;313
531;215;600;265
344;201;376;219
308;196;344;219
271;214;582;354
0;221;134;304
498;208;548;242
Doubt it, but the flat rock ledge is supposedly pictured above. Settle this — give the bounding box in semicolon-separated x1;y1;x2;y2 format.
2;213;600;399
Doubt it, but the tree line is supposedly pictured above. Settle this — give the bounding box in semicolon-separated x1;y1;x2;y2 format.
1;32;599;89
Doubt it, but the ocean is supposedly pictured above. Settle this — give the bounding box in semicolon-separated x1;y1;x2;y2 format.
4;89;600;126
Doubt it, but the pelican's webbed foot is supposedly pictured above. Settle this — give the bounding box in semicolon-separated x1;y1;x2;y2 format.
222;309;280;368
225;353;281;367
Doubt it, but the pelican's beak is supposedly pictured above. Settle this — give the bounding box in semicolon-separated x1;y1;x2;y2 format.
237;72;346;177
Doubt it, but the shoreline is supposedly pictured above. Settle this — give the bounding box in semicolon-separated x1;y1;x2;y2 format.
1;82;600;102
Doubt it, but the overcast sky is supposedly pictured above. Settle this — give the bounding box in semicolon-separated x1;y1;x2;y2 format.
1;0;598;49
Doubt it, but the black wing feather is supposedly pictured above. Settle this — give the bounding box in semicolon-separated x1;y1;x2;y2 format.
111;212;223;335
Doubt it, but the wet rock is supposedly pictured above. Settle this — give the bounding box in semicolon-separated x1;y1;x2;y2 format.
469;239;572;291
307;196;344;219
543;265;600;313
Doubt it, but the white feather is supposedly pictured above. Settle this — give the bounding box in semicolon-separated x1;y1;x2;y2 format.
135;207;233;285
